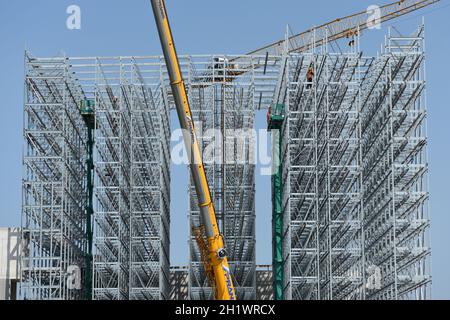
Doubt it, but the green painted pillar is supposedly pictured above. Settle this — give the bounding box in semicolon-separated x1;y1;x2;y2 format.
84;125;94;300
272;129;283;300
268;103;285;300
80;99;95;300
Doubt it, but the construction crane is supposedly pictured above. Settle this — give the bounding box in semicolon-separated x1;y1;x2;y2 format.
225;0;440;75
149;0;438;301
248;0;440;56
150;0;236;300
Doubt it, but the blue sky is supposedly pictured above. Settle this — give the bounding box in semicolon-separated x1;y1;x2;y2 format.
0;0;449;298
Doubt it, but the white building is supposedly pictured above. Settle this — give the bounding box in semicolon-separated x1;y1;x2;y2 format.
0;228;20;300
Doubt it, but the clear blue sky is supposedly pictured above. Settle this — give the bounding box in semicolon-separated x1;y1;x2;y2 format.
0;0;449;299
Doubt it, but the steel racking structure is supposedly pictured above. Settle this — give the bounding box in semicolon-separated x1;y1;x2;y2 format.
21;23;430;299
256;265;274;300
21;56;171;300
81;57;171;300
170;266;189;300
21;53;89;299
21;54;280;300
278;24;430;300
360;25;430;300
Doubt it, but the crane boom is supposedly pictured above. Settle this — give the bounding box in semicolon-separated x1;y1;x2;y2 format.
222;1;439;82
150;0;236;300
246;0;440;56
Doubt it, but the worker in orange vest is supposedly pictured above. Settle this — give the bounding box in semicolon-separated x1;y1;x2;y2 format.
306;64;314;89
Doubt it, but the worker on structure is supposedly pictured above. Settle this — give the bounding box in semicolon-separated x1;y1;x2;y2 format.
306;64;314;89
267;105;272;126
346;29;358;47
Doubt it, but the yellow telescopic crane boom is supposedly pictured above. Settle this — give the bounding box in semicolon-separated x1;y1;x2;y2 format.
150;0;236;300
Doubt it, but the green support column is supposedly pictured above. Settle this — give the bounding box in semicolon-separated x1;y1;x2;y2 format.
268;104;285;300
80;99;95;300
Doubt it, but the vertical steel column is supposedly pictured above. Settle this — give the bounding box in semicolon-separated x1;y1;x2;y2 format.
268;104;285;300
272;128;283;300
80;99;95;300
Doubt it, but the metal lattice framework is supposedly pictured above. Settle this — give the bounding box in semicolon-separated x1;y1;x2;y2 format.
22;56;171;300
185;55;281;300
78;57;171;300
170;266;189;300
361;26;430;299
279;24;430;300
21;54;88;300
21;22;430;300
170;265;274;300
256;265;274;300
